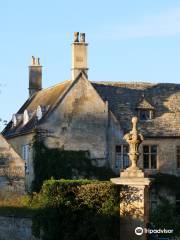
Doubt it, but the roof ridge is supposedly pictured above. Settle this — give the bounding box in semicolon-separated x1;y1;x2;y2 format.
91;81;180;86
39;79;72;93
91;81;156;85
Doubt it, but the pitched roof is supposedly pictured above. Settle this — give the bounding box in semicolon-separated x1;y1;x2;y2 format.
3;80;72;138
2;79;180;138
92;81;180;137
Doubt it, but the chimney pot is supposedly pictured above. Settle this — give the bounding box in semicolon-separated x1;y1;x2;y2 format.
31;56;35;65
35;57;40;65
74;32;79;42
80;33;85;43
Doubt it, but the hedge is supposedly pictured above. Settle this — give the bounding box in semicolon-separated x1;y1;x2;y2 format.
28;179;120;240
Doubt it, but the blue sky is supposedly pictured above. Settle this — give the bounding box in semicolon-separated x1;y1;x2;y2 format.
0;0;180;128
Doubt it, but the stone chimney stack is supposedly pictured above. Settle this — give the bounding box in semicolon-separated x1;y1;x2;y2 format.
71;32;88;80
29;56;42;97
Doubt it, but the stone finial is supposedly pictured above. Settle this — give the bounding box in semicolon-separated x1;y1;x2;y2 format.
74;32;79;42
123;117;144;170
80;33;85;43
131;117;138;135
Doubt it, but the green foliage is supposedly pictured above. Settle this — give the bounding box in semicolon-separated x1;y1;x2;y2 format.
29;179;120;240
150;199;180;237
32;134;117;192
150;173;180;237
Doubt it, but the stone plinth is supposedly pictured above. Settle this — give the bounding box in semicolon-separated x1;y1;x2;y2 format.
111;173;150;240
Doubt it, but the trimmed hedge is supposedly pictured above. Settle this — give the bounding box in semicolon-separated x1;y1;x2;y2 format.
29;179;120;240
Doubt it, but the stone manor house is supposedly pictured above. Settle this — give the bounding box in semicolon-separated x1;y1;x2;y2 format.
1;32;180;204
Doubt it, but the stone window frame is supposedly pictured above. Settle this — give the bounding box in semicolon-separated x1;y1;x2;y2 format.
176;146;180;169
22;144;30;174
143;144;158;170
115;145;129;169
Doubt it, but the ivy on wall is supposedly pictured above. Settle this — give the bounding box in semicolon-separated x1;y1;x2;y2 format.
31;134;117;192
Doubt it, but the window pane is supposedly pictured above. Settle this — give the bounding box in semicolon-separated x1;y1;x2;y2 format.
115;154;122;168
116;145;129;169
151;154;157;169
143;145;149;153
151;145;157;154
116;146;121;153
123;145;129;154
140;110;150;121
177;155;180;168
143;154;149;169
177;146;180;154
123;155;130;168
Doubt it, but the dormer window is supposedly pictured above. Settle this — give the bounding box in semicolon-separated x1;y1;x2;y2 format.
36;105;43;120
23;110;29;125
136;97;155;121
12;114;17;127
139;109;151;121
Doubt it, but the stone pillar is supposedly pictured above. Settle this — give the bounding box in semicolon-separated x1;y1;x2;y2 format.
111;176;150;240
111;117;151;240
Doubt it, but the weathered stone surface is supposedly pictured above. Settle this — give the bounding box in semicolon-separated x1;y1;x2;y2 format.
0;216;39;240
0;134;25;198
8;133;34;191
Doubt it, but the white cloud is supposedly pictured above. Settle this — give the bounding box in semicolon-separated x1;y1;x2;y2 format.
95;7;180;39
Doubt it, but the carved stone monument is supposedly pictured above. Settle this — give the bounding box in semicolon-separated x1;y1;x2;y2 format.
111;117;151;240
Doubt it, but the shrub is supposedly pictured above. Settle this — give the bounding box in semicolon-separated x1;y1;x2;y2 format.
30;179;120;240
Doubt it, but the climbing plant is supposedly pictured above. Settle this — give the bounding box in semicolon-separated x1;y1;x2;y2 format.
31;133;117;192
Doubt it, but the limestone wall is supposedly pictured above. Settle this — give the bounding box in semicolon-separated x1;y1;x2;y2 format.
138;138;180;176
107;111;124;173
42;76;109;167
0;216;39;240
7;133;34;191
0;134;25;198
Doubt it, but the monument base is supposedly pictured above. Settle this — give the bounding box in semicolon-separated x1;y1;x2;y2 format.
111;173;150;240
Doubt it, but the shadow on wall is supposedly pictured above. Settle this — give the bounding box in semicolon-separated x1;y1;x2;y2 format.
0;166;25;200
